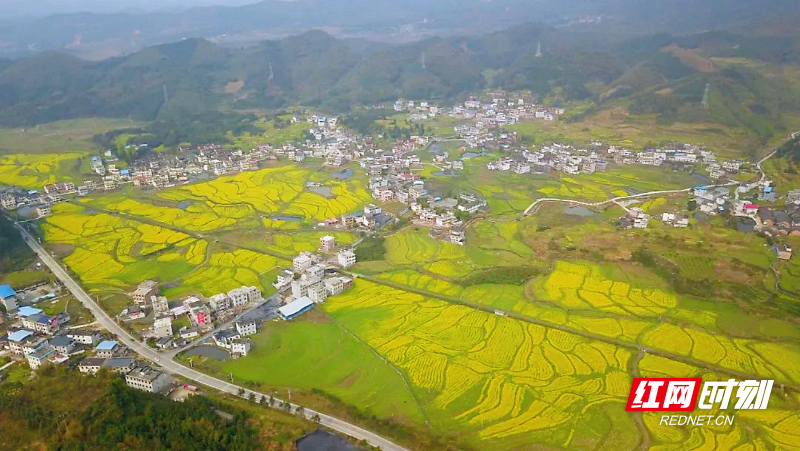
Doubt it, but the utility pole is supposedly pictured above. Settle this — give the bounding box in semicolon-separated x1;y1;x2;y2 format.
421;52;426;71
535;41;542;58
268;62;274;81
163;85;168;104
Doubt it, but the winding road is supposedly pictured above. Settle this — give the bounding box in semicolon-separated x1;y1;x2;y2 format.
14;222;409;451
522;182;738;216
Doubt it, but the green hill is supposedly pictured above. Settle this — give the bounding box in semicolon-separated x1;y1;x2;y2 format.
0;23;799;146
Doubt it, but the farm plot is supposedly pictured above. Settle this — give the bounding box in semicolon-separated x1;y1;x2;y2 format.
321;279;800;450
180;249;286;296
323;279;639;449
531;261;678;317
42;203;284;298
87;196;238;232
385;228;469;267
158;165;371;222
42;204;201;290
0;152;86;189
384;226;536;275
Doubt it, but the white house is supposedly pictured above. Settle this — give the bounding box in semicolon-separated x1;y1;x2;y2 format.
337;250;357;268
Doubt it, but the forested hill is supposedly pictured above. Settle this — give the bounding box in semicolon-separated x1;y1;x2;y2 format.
0;366;313;450
1;23;800;143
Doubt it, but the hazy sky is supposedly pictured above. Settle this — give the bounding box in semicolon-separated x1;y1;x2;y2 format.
2;0;264;17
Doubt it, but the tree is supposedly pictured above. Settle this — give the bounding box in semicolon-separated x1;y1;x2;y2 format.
311;414;321;423
238;388;245;396
687;199;697;211
269;395;275;406
295;406;304;416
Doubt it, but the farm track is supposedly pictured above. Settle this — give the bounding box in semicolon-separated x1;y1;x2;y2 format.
342;270;800;392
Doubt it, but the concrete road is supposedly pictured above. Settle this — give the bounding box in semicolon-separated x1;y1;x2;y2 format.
15;223;409;451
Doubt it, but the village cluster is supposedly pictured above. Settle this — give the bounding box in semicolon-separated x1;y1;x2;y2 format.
486;142;746;180
0;283;173;393
271;235;357;320
124;279;262;356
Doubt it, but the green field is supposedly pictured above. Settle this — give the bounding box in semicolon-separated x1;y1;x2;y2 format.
215;318;426;423
0;118;141;155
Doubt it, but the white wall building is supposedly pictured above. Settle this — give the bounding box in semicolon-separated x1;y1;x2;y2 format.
337;250;357;268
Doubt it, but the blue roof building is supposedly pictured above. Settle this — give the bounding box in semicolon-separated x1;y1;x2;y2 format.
0;285;16;299
278;296;314;320
8;329;33;343
16;306;43;317
96;340;118;351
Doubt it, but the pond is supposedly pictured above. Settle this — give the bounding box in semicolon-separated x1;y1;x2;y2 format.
564;205;595;217
432;171;455;177
331;169;353;179
692;173;712;186
462;152;482;159
184;346;229;361
271;215;304;221
308;186;335;198
178;201;192;210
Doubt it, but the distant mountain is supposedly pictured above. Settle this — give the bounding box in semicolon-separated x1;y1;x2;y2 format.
1;23;799;145
2;0;800;59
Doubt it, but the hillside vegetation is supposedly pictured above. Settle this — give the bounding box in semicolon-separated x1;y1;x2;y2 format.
0;366;314;451
0;24;799;147
0;214;33;273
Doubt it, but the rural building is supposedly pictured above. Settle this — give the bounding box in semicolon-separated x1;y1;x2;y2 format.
153;317;173;338
293;253;316;272
103;357;135;374
49;335;74;354
278;296;314;320
125;365;172;393
320;235;336;252
230;338;252;356
151;296;169;313
131;280;159;304
208;293;230;311
79;357;105;374
274;270;294;288
0;285;18;312
774;244;793;261
27;347;56;370
21;314;58;334
67;330;100;345
95;340;119;358
235;320;257;337
337;250;357;268
7;329;34;355
227;286;262;308
291;275;325;301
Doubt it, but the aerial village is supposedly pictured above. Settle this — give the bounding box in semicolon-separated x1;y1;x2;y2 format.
0;91;796;257
1;282;174;394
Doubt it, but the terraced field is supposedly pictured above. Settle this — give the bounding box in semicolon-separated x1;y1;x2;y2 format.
383;225;539;277
160;165;372;222
318;279;800;450
41;203;286;298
